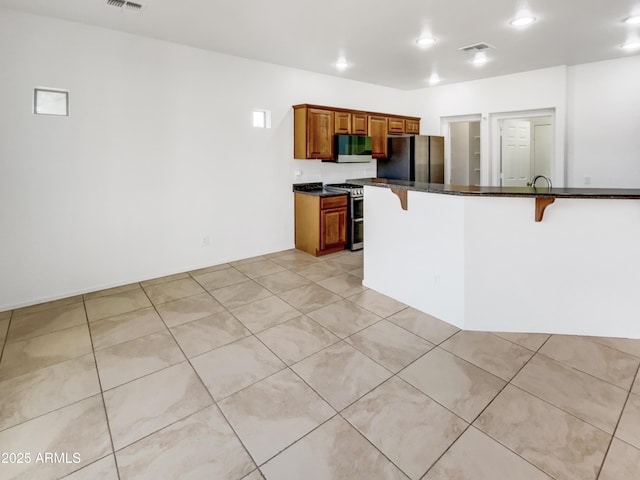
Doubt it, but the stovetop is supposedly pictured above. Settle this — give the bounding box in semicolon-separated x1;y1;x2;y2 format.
325;183;361;189
293;182;324;192
292;182;364;197
324;183;364;197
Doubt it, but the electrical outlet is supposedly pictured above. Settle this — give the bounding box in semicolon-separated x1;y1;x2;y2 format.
584;176;591;186
294;170;303;180
202;235;210;247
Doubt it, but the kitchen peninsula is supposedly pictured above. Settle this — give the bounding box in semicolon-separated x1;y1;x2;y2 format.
350;178;640;339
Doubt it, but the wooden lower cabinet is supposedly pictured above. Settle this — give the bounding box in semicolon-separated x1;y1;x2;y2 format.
320;207;347;251
295;193;347;256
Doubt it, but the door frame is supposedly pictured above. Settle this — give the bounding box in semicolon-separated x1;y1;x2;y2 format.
440;114;483;185
489;108;559;187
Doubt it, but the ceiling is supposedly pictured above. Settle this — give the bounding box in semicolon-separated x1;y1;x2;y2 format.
1;0;639;90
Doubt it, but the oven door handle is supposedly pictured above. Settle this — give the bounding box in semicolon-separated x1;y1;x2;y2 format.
353;218;364;223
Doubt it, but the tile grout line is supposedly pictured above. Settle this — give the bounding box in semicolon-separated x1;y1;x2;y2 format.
221;253;468;479
509;351;634;430
533;344;640;392
0;310;14;370
201;309;383;406
185;252;415;475
11;249;636;479
137;284;262;474
594;361;640;480
241;338;400;473
2;312;92;350
461;331;640;395
418;333;556;480
269;336;458;480
337;410;413;479
81;296;123;480
436;332;635;433
243;278;433;479
229;322;345;471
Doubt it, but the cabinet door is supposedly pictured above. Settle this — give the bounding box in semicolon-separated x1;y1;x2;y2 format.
320;207;347;250
405;119;420;134
334;111;351;134
352;113;368;134
388;117;405;134
368;115;388;159
307;108;334;159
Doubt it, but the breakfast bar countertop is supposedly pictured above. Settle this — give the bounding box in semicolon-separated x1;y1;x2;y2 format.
347;177;640;199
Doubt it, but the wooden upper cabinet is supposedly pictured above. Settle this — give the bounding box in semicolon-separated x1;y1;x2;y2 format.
388;117;405;134
307;108;334;159
335;111;369;135
334;111;351;134
405;119;420;134
368;115;388;159
294;106;334;159
294;104;420;160
352;113;368;135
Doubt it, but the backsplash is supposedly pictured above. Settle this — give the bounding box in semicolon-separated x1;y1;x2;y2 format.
292;159;377;184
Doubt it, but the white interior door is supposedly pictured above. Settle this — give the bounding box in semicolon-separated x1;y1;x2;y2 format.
501;120;531;186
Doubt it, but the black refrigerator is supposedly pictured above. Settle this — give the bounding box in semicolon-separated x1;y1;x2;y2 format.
377;135;445;183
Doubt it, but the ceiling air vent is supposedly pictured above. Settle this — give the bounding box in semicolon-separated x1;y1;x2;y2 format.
458;42;494;52
106;0;145;11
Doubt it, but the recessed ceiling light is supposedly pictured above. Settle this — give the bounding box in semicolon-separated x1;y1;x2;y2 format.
472;52;488;65
416;36;436;47
623;15;640;24
621;41;640;50
510;16;536;27
335;58;349;70
428;73;441;85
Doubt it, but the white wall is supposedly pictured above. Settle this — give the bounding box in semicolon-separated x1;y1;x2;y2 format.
567;56;640;188
464;196;640;338
0;8;410;309
363;186;467;328
409;56;640;189
408;66;567;186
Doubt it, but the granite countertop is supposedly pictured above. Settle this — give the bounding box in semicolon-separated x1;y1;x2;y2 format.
347;178;640;199
292;182;347;198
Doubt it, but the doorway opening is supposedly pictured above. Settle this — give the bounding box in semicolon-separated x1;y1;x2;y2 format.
450;121;481;186
489;108;557;187
441;114;483;186
500;116;553;186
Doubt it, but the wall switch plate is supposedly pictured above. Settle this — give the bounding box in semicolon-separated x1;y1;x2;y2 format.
294;170;303;180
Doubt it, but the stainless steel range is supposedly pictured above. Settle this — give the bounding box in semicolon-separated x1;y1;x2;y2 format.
324;183;364;250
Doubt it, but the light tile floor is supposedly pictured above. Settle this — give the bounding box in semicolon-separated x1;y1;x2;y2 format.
0;249;639;479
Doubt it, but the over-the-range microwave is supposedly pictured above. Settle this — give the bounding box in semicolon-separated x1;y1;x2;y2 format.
330;134;373;163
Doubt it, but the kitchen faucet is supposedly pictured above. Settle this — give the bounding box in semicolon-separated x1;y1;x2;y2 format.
527;175;552;190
